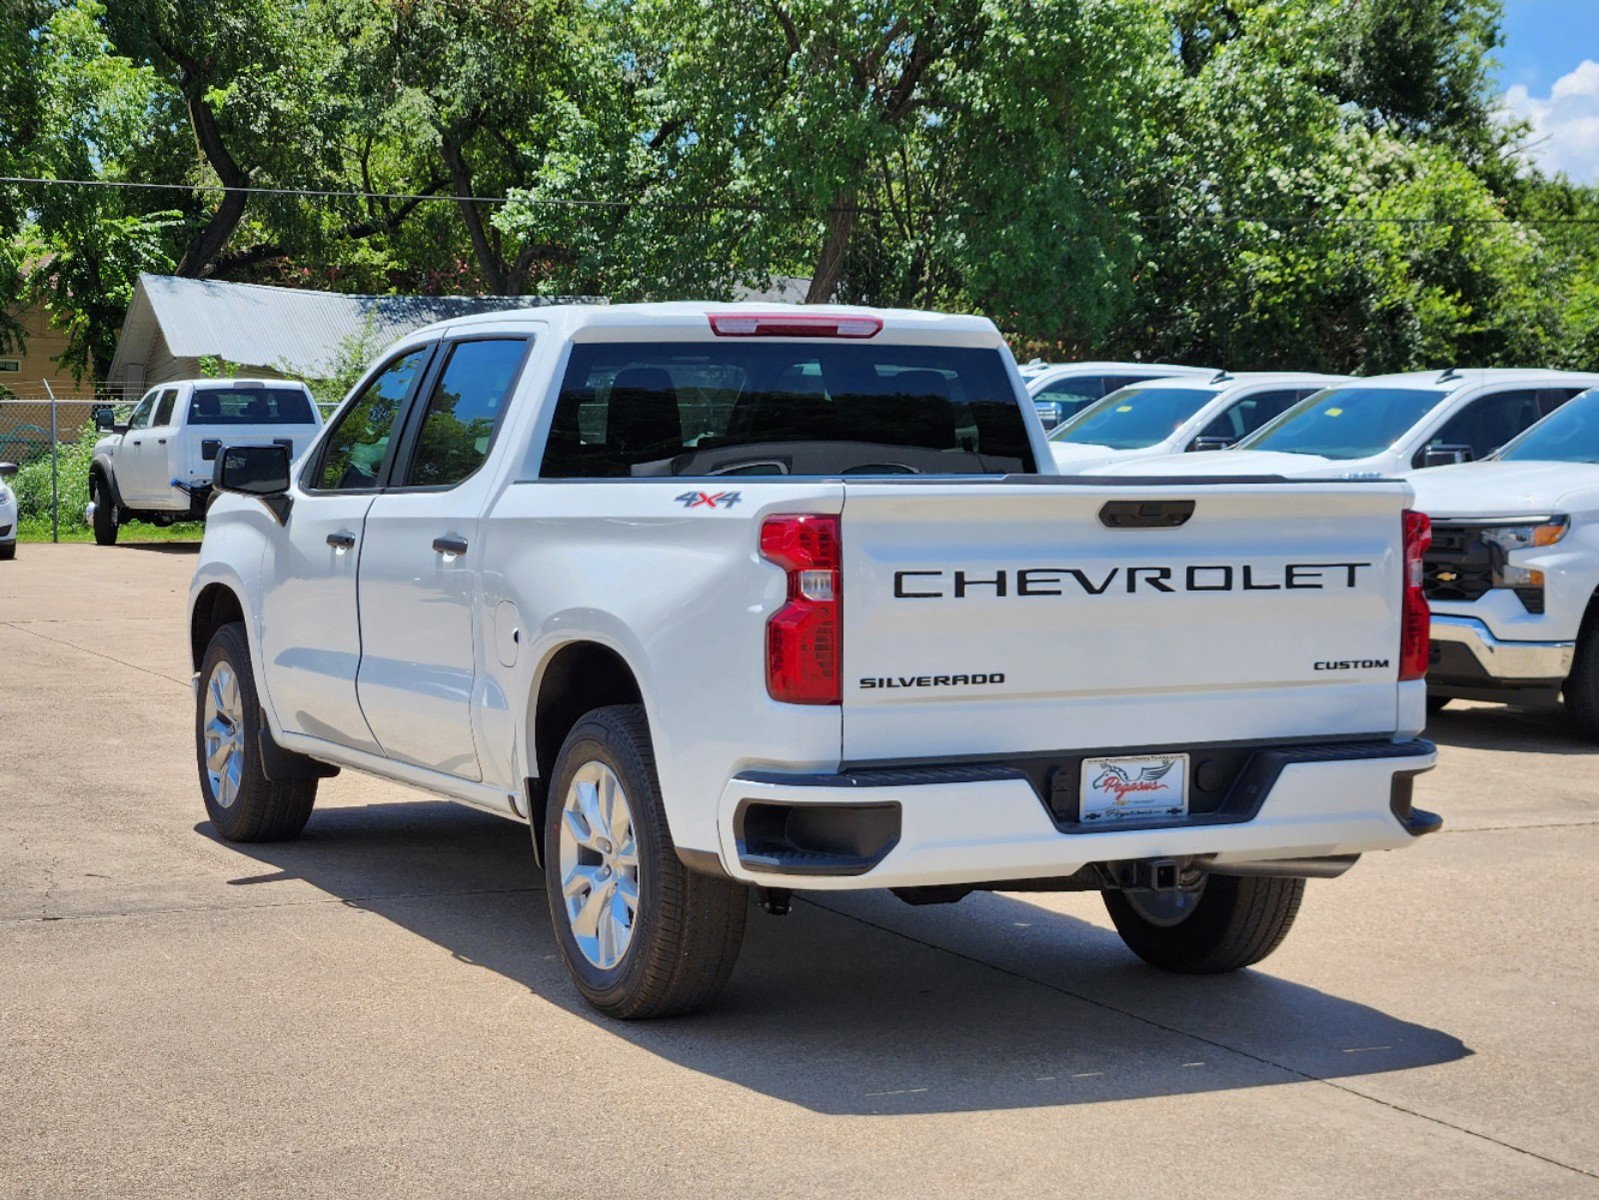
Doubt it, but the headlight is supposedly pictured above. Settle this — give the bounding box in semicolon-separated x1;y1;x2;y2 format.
1479;517;1568;551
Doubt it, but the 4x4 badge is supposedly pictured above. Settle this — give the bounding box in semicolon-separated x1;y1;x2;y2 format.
675;491;742;509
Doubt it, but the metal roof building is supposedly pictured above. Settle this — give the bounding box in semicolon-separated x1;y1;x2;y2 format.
105;273;596;398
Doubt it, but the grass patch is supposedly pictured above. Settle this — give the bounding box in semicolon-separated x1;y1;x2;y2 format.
16;516;202;544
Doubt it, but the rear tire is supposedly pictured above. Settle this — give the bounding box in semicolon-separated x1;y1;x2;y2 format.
1103;874;1305;973
195;622;317;842
1564;625;1599;741
91;476;118;545
544;705;747;1019
1426;695;1452;715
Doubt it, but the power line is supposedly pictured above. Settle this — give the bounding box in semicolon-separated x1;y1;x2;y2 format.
4;173;1599;224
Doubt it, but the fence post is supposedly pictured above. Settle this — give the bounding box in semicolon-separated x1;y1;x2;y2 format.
42;379;59;544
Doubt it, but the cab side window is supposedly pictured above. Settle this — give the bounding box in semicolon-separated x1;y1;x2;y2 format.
152;388;179;427
398;339;529;489
1197;388;1304;444
1426;389;1544;463
126;393;157;430
312;349;430;491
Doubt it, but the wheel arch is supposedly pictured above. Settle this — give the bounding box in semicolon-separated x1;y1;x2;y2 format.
525;639;646;864
190;581;247;674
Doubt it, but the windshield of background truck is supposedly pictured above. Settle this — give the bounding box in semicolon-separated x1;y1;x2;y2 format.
538;341;1036;477
1497;388;1599;463
1048;386;1215;449
1239;387;1449;459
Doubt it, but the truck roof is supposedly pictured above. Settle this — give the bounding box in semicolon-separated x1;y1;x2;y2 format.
387;301;1005;351
1113;370;1348;393
1336;368;1599;391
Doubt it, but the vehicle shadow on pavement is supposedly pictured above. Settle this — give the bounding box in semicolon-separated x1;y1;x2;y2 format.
113;542;202;555
1426;704;1599;756
202;801;1471;1116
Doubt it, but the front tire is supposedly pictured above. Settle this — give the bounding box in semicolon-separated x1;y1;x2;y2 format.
195;622;317;842
1564;624;1599;741
90;475;118;545
544;705;747;1019
1103;874;1305;973
0;541;13;561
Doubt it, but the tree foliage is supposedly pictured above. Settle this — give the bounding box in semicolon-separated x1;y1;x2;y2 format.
2;0;1596;382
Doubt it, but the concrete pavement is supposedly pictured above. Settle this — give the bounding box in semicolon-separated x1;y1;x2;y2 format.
2;545;1596;1198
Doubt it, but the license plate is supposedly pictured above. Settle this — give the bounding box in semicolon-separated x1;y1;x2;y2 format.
1080;753;1189;823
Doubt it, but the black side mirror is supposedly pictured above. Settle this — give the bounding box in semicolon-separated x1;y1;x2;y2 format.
1189;436;1234;452
93;408;114;432
214;444;293;523
215;444;291;494
1419;443;1474;468
0;461;17;479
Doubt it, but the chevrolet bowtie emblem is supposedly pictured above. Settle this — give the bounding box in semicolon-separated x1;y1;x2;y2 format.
1437;570;1458;582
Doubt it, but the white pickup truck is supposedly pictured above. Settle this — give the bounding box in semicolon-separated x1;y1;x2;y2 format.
88;378;322;544
187;303;1439;1018
1409;387;1599;735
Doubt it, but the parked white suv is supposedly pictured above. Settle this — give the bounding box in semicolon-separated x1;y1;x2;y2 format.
1408;388;1599;734
187;303;1438;1018
88;379;323;544
1022;361;1216;430
0;461;17;560
1048;371;1346;473
1090;370;1599;480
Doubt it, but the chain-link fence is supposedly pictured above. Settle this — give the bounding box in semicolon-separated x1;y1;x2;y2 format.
0;392;127;542
1;385;344;541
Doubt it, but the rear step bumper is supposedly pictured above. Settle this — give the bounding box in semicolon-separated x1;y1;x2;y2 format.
715;739;1437;889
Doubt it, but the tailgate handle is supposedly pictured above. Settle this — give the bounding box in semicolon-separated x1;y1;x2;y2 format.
1099;499;1195;529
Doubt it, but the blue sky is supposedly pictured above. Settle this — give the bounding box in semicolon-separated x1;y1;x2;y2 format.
1498;0;1599;181
1498;0;1598;90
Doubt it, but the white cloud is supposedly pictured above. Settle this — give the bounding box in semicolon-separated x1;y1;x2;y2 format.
1503;59;1599;184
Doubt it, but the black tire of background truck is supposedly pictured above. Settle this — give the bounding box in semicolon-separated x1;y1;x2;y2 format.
1102;874;1305;974
90;476;118;545
1426;695;1452;714
1563;622;1599;741
195;621;317;842
0;542;14;561
543;704;748;1019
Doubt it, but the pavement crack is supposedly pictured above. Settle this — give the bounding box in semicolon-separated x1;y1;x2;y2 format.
0;621;190;688
803;896;1599;1182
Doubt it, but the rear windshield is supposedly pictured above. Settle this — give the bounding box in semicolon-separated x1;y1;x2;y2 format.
1239;387;1447;460
538;342;1035;478
1498;388;1599;462
188;387;316;426
1049;386;1215;449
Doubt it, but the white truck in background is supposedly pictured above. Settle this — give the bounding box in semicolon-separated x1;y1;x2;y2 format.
88;379;322;544
1087;369;1599;481
1409;387;1599;736
187;302;1439;1019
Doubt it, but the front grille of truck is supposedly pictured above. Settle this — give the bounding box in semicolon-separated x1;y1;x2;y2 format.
1423;523;1493;603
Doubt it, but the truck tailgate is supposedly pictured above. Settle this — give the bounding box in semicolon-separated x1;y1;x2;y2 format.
839;479;1409;762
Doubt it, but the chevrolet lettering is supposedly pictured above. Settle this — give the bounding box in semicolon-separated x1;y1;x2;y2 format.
187;301;1438;1020
893;562;1373;599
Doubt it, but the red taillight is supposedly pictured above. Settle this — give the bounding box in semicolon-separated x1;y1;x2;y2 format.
760;515;841;704
1401;509;1432;681
708;313;882;339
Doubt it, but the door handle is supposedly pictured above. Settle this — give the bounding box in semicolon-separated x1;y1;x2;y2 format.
327;531;356;550
432;534;469;556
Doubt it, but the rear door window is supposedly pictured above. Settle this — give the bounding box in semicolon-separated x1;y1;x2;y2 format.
398;338;529;489
152;388;179;427
1425;389;1546;463
539;342;1035;478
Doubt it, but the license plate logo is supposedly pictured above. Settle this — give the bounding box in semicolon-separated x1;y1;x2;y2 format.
1080;753;1189;823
